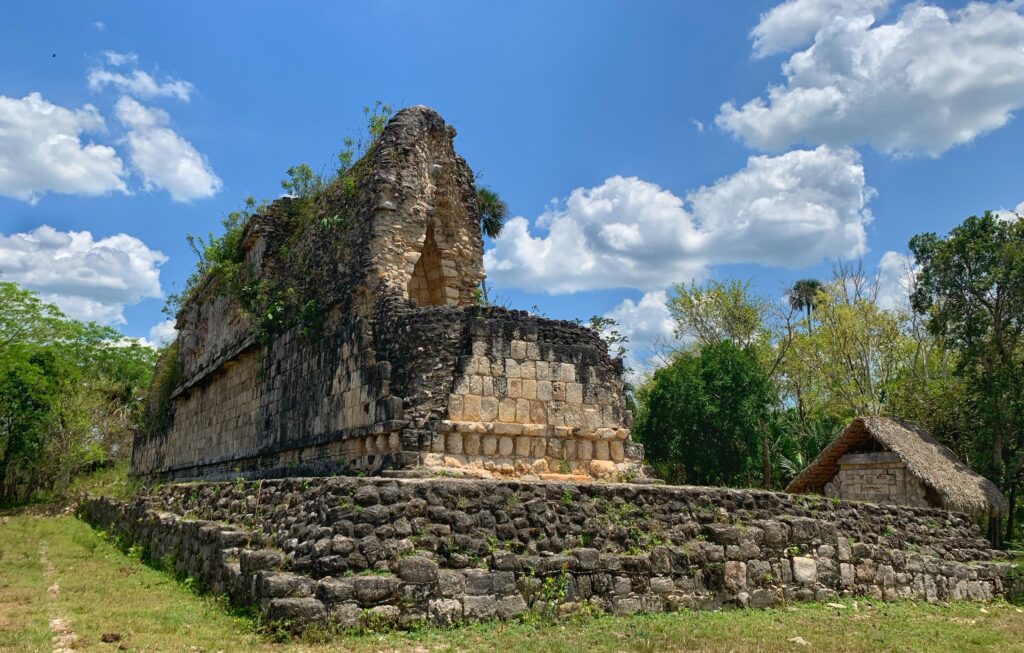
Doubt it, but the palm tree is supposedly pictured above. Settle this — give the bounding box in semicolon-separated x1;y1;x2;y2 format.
787;278;823;333
477;187;508;239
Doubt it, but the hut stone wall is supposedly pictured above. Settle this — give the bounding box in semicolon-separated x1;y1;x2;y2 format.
823;452;930;508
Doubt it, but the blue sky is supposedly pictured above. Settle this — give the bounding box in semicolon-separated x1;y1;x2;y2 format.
2;0;1023;371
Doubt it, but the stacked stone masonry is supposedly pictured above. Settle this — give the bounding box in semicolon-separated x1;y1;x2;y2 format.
131;105;644;482
79;478;1018;631
823;452;931;508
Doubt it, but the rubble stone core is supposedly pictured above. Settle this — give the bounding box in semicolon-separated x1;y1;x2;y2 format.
131;106;644;482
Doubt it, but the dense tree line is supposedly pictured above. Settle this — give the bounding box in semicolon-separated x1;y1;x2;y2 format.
631;211;1024;545
0;282;155;504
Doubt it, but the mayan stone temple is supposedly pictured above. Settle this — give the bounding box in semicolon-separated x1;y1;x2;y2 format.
89;106;1017;632
131;105;645;483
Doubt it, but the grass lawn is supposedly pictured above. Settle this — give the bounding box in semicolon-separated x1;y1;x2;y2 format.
1;512;1022;652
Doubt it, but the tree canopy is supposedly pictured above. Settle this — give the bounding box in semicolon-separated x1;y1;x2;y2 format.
0;282;156;504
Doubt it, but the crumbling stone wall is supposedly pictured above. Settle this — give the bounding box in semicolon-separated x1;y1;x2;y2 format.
132;105;644;482
79;478;1016;631
824;452;931;508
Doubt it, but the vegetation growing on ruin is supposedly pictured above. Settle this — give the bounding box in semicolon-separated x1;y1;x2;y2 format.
164;102;396;347
165;102;509;349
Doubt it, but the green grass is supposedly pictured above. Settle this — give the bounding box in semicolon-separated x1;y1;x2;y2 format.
1;513;1023;652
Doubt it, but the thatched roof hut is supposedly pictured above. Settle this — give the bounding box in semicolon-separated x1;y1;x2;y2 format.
786;416;1007;519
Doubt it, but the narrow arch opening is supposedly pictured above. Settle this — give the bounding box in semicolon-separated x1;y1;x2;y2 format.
407;224;446;306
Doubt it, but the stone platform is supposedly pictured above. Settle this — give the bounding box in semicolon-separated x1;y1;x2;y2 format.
78;477;1017;631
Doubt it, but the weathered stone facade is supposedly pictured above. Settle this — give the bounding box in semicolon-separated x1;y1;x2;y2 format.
79;478;1017;631
132;106;643;482
823;452;931;508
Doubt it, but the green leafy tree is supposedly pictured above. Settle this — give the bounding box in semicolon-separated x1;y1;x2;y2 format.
909;211;1024;543
784;275;906;418
0;282;155;504
634;341;774;487
668;279;769;352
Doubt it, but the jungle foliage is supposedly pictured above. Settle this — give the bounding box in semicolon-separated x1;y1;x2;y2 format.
631;211;1024;544
0;282;156;504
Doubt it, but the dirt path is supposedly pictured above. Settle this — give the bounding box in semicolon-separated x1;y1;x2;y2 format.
38;543;79;653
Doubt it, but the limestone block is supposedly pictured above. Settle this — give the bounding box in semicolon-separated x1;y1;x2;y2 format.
724;561;747;591
535;362;550;381
793;557;818;585
448;395;464;420
519;361;536;380
508;379;522;399
499;436;515;457
515;399;531;424
536;380;552;401
498;399;516;422
515;436;531;457
594;440;610;460
578;440;594;460
480;396;499;421
522;379;537;400
527;400;544;424
590;459;617;479
463;395;482;421
610;440;625;462
563;439;577;459
566;383;584;405
469;376;483;395
552;363;573;382
531;437;547;458
446;433;463;455
505;359;520;378
511;340;528;360
551;382;566;402
482;435;498;456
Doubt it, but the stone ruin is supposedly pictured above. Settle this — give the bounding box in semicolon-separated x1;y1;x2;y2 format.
132;106;645;483
99;106;1018;633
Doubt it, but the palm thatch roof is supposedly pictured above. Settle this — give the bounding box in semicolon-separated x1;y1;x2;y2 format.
786;416;1007;517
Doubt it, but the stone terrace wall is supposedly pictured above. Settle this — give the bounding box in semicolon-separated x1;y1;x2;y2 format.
79;478;1016;631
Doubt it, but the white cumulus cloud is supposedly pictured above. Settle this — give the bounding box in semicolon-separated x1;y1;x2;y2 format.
875;250;915;311
485;146;871;293
0;225;167;324
88;68;194;102
720;2;1024;156
751;0;891;58
147;319;178;347
115;96;222;202
603;290;678;375
994;200;1024;221
0;93;127;203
